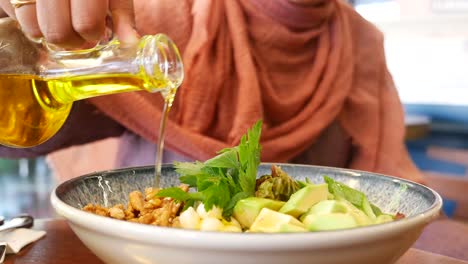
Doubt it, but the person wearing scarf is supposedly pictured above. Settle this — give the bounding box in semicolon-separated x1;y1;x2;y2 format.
0;0;423;183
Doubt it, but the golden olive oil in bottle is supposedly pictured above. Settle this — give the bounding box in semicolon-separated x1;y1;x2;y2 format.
0;74;72;148
0;19;184;188
0;33;183;150
0;72;176;148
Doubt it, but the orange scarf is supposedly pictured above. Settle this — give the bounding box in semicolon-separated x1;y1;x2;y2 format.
90;0;423;183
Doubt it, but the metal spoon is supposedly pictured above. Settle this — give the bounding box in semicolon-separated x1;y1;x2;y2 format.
0;215;34;233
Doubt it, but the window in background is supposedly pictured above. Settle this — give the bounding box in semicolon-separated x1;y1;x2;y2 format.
356;0;468;106
0;158;56;218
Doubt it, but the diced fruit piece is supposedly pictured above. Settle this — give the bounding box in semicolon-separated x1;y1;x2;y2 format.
279;184;329;218
221;217;243;232
303;213;358;231
197;203;223;219
223;225;242;232
230;217;241;228
200;217;223;231
304;200;348;217
233;197;286;228
370;203;383;216
279;223;307;233
339;199;373;226
375;214;394;224
324;176;377;220
250;208;306;233
179;207;201;230
361;196;376;220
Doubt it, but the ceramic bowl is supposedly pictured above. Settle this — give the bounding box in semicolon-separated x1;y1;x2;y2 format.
51;164;442;264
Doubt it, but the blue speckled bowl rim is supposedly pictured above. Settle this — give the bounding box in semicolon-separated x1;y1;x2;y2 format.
54;162;443;236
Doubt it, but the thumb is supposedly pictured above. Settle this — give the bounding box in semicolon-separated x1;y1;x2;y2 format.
109;0;139;45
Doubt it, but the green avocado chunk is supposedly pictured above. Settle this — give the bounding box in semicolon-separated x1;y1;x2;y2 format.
375;214;394;224
324;176;377;220
250;208;306;233
233;197;285;228
302;213;358;231
339;199;373;226
300;200;359;231
279;184;329;218
303;200;348;216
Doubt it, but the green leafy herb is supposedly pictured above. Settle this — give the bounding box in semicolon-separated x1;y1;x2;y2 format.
157;120;263;218
157;187;204;202
296;177;312;189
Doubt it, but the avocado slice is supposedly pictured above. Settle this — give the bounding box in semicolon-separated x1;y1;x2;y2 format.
375;214;394;224
279;223;308;233
303;213;358;231
233;197;285;228
324;176;377;220
300;200;359;231
250;208;306;233
279;184;329;218
360;196;376;220
303;200;348;217
339;199;373;226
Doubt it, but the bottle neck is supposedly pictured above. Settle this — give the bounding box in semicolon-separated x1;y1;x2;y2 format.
38;34;184;105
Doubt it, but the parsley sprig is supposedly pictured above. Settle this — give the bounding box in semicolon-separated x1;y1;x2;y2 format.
157;120;262;218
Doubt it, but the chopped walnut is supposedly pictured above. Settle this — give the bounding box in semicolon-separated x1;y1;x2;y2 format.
82;185;189;228
138;213;154;224
153;205;171;227
145;187;159;200
94;205;109;217
125;210;135;220
143;202;155;210
109;207;125;220
172;201;182;215
179;184;189;192
114;204;125;210
129;191;145;212
83;204;96;213
149;198;162;207
172;217;181;228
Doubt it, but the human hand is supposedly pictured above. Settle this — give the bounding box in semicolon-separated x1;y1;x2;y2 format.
0;0;139;48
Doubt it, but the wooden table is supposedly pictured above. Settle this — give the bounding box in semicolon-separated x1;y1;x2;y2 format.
4;219;468;264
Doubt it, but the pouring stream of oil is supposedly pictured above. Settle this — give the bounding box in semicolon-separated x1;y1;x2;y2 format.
153;85;176;189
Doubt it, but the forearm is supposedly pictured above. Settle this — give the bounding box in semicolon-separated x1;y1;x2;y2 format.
0;7;7;18
0;101;125;158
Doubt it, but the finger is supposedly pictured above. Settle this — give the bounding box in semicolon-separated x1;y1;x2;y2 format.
109;0;139;44
14;4;42;39
36;0;84;47
70;0;108;42
0;0;15;18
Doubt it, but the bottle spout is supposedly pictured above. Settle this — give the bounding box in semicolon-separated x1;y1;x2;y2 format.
138;34;184;93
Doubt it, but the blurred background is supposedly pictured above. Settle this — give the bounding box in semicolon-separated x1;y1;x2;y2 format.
354;0;468;220
1;0;467;221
